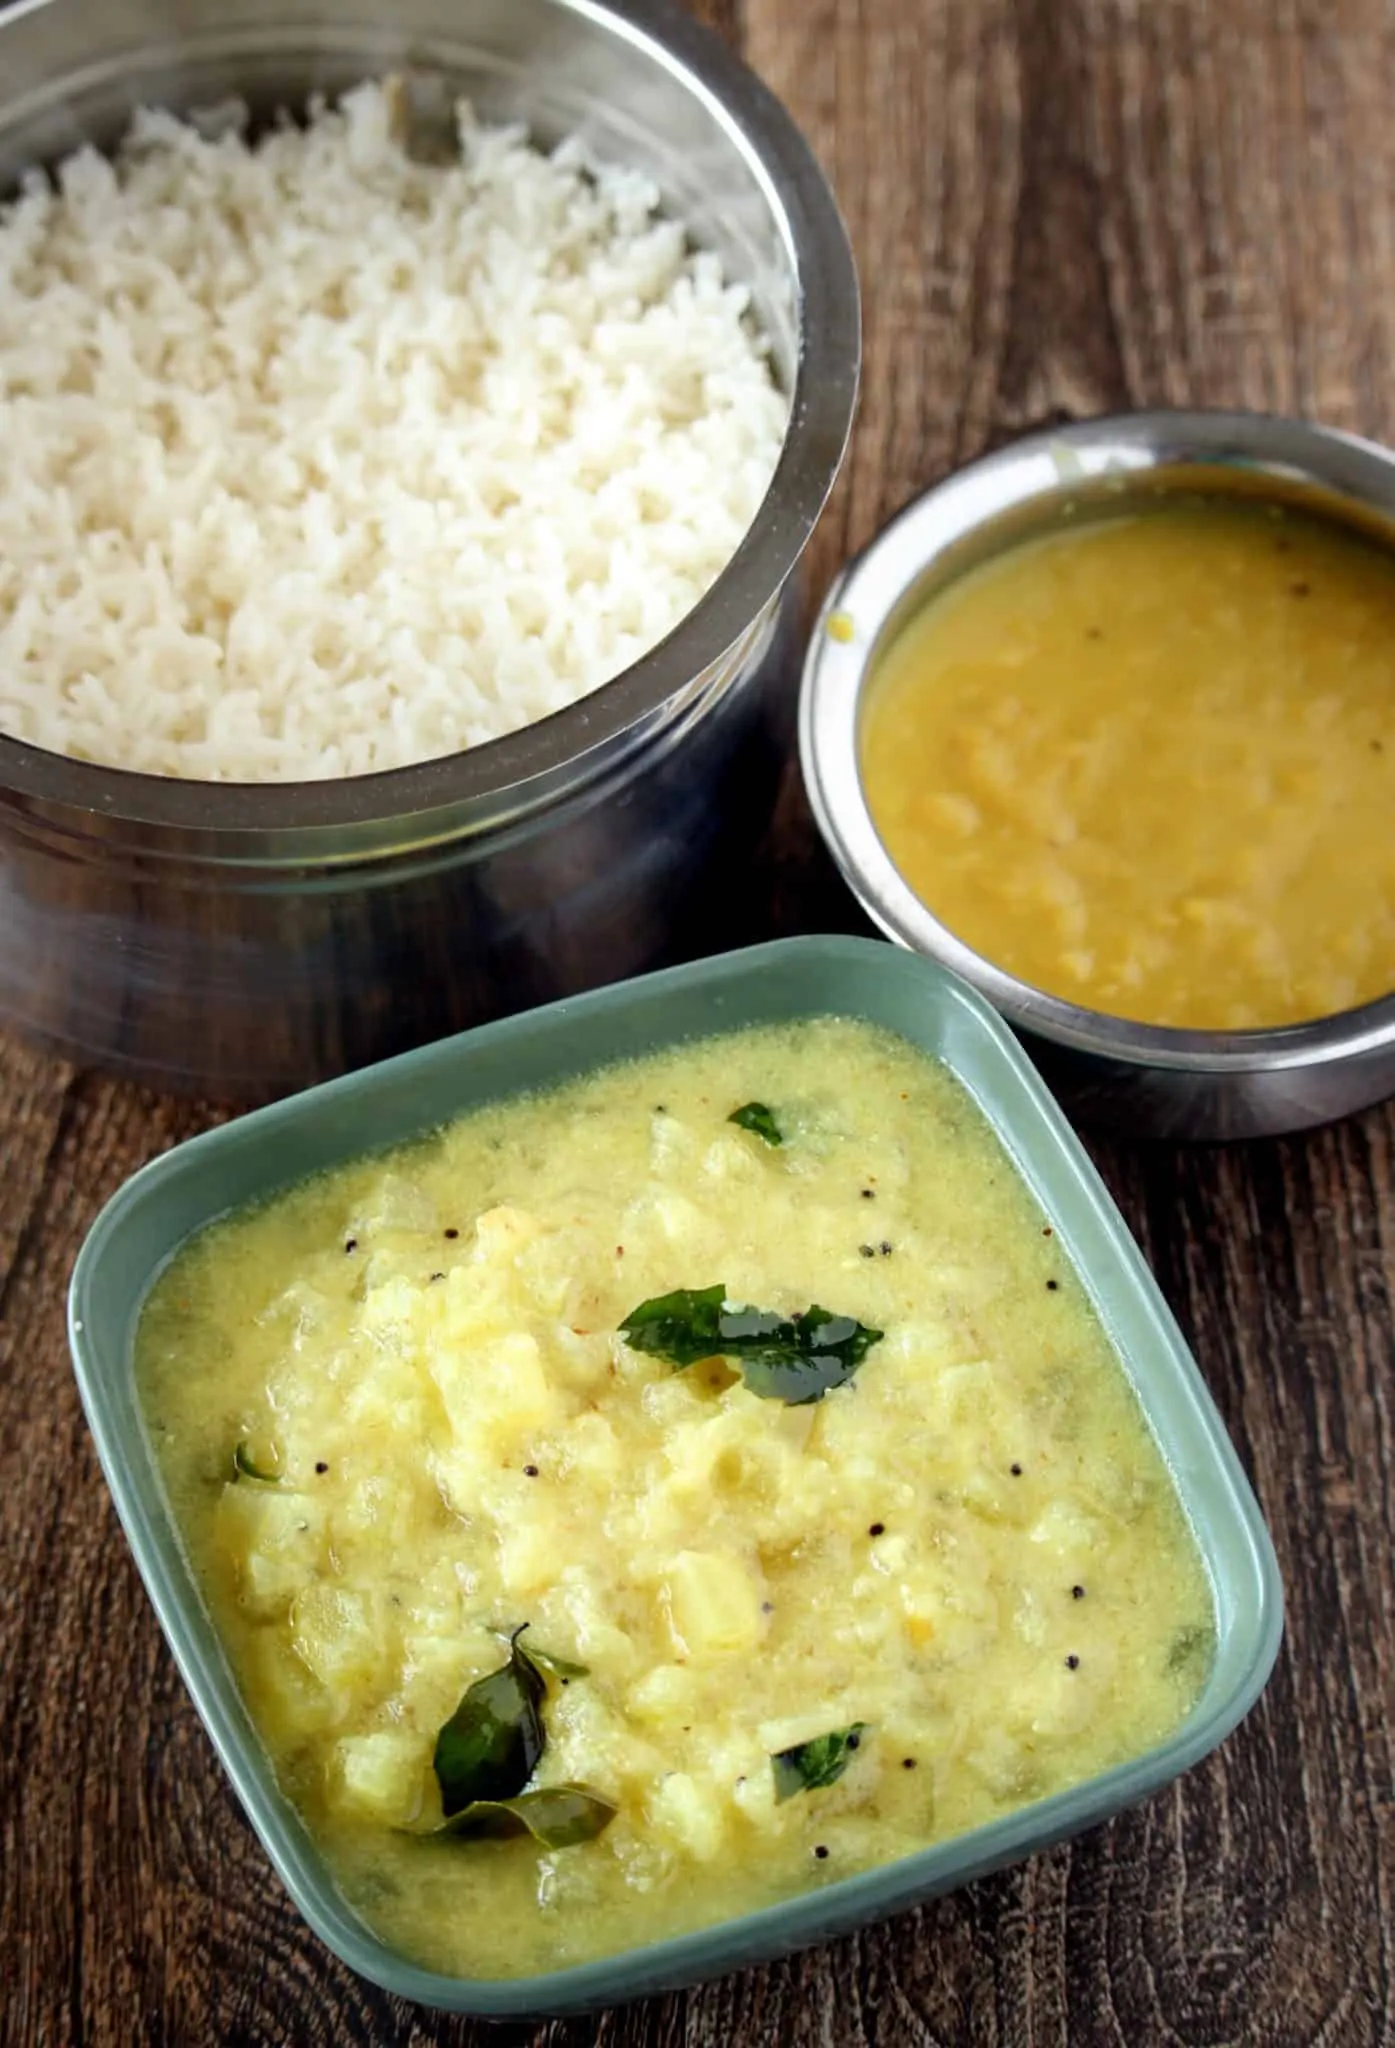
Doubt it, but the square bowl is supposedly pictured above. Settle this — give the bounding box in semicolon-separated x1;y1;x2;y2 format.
68;935;1283;2018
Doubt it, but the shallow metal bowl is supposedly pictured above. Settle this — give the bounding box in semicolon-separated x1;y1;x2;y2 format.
0;0;859;1097
800;410;1395;1141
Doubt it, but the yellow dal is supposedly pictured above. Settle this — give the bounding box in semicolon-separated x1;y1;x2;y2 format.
861;498;1395;1029
136;1020;1210;1979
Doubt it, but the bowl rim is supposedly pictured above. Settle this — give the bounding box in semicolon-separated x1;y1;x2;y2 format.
67;933;1283;2018
0;0;860;832
799;407;1395;1077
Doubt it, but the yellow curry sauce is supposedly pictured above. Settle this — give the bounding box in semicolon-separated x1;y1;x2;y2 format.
861;497;1395;1030
136;1020;1210;1979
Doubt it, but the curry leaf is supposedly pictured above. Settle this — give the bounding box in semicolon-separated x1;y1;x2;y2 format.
619;1284;728;1368
729;1101;782;1146
232;1440;280;1484
1166;1623;1214;1675
527;1646;590;1681
771;1724;869;1803
433;1629;546;1817
619;1288;883;1405
477;1627;588;1682
433;1786;617;1849
732;1306;881;1405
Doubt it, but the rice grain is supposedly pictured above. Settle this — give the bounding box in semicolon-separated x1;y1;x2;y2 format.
0;83;788;780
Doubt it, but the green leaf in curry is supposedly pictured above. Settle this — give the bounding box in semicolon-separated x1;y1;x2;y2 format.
1166;1623;1215;1676
422;1630;611;1850
433;1786;616;1848
728;1101;782;1146
525;1645;590;1682
476;1625;588;1683
432;1628;546;1816
619;1284;729;1369
619;1287;883;1405
232;1440;281;1484
728;1305;882;1405
771;1723;869;1803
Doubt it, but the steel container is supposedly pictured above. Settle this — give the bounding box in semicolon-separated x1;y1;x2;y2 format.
0;0;860;1097
800;411;1395;1140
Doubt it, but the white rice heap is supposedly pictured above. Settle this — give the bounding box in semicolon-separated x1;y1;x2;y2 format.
0;84;788;780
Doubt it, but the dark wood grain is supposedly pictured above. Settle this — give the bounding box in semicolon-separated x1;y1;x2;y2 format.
4;1;1395;2042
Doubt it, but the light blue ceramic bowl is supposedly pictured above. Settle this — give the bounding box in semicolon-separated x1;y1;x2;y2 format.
68;937;1283;2017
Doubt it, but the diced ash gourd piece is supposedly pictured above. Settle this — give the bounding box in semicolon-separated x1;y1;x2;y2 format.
898;1563;998;1655
217;1485;326;1617
700;1132;768;1184
430;1330;553;1442
359;1274;425;1332
1027;1499;1101;1567
663;1550;764;1658
627;1188;712;1250
625;1662;697;1725
472;1205;545;1261
1008;1660;1096;1740
232;1633;333;1752
497;1521;561;1599
559;1411;621;1477
402;1635;491;1727
292;1582;393;1695
965;1726;1031;1799
342;1351;433;1434
647;1771;726;1862
759;1710;856;1755
333;1731;431;1826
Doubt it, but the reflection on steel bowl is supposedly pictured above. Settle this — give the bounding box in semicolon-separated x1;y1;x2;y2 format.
0;0;859;1097
800;411;1395;1141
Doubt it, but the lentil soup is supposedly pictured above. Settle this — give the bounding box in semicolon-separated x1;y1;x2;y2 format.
861;496;1395;1030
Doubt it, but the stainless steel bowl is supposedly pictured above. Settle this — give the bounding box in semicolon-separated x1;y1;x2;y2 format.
0;0;859;1098
800;410;1395;1141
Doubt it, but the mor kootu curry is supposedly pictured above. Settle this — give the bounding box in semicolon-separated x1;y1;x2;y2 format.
135;1018;1211;1978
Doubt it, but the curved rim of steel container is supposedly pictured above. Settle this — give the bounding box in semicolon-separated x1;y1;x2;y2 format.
0;0;860;842
800;407;1395;1088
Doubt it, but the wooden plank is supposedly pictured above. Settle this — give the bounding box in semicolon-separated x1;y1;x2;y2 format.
0;1071;224;2048
2;1;1394;2042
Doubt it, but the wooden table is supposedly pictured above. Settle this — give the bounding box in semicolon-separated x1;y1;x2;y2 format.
4;2;1394;2041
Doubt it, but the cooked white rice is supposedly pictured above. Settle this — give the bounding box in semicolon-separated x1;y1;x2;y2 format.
0;83;788;781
